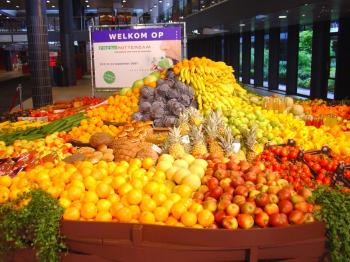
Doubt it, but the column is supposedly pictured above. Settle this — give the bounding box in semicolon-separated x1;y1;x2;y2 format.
254;30;264;87
335;15;350;100
223;33;240;74
59;0;77;86
242;31;251;84
310;20;330;99
25;0;53;108
268;27;280;90
286;24;299;95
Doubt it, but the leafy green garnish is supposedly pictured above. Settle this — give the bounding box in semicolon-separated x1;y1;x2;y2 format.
310;186;350;261
0;189;66;261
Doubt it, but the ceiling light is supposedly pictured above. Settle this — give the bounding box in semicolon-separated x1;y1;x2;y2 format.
122;0;126;2
278;15;287;19
85;0;89;2
6;17;9;19
46;0;50;3
16;5;19;8
179;16;183;19
154;4;157;7
51;5;55;8
159;0;162;3
239;23;246;27
150;8;153;11
6;0;10;3
202;5;205;8
87;5;90;7
166;2;170;6
302;14;306;17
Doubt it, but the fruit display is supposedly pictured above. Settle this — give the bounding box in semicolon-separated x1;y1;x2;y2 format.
0;113;85;146
133;70;197;127
0;120;47;134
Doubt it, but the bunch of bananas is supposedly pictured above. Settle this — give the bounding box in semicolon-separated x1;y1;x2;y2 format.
0;120;47;134
173;57;247;113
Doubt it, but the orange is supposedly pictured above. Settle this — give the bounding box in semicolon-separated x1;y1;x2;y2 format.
110;202;124;218
118;183;132;196
154;206;169;222
171;202;187;220
115;207;132;223
47;186;61;198
197;210;214;227
129;159;142;169
81;202;97;219
67;186;84;201
0;175;12;188
143;181;160;196
17;177;29;189
96;183;112;199
129;205;141;219
83;191;99;203
152;192;167;206
96;211;112;222
142;158;155;170
140;198;157;212
71;200;82;210
58;197;71;209
111;176;126;190
126;189;143;205
91;169;103;180
102;176;113;185
70;179;85;191
153;170;166;181
139;211;155;224
165;216;178;226
63;207;80;220
174;184;193;199
181;212;197;227
175;222;185;227
131;178;144;190
193;224;204;229
0;188;9;204
108;193;119;204
189;202;204;214
84;176;97;191
97;199;112;212
113;165;128;176
162;199;174;211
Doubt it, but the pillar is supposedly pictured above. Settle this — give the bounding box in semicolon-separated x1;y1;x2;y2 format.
286;24;299;95
335;15;350;100
242;31;251;84
268;27;280;90
25;0;53;107
59;0;77;86
254;30;264;87
310;20;330;99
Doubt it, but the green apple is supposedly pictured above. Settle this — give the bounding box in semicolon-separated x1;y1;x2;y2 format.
119;87;131;96
132;79;144;90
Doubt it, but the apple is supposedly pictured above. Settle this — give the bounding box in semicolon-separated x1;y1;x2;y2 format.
266;172;277;181
260;185;269;193
214;210;226;224
304;213;315;223
210;186;224;199
222;216;238;230
241;202;256;215
254;207;263;215
269;213;289;227
226;161;240;171
224;187;234;195
220;192;233;202
220;178;232;190
243;171;257;183
214;163;227;170
239;161;250;172
203;198;217;212
256;175;267;185
278;199;293;214
214;169;227;180
268;194;279;204
264;203;279;215
208;223;218;229
268;185;281;195
205;168;214;177
234;185;249;197
278;188;292;200
246;189;258;199
237;214;254;229
288;210;305;224
226;203;240;217
255;193;269;207
294;202;309;212
207;177;219;191
291;195;305;204
193;192;204;201
233;195;246;206
230;170;243;178
255;212;269;228
198;185;209;194
231;176;245;187
298;188;312;200
217;199;231;211
131;79;144;89
277;179;289;188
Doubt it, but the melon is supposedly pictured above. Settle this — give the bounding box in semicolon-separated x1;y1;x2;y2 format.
182;174;201;190
166;166;179;180
174;159;189;169
174;168;191;184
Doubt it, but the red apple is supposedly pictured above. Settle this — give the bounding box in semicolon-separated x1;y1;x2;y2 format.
255;193;269;207
214;210;226;224
203;198;217;212
233;195;246;206
268;194;279;204
226;203;240;217
243;171;257;183
291;195;305;204
193;192;204;201
234;185;249;197
224;187;234;195
210;186;224;199
278;188;292;200
304;213;315;223
207;177;219;191
222;216;238;230
298;188;312;200
261;185;269;193
198;185;209;194
268;185;281;194
219;178;232;190
278;199;293;214
255;212;269;228
239;161;251;172
227;161;240;171
256;174;267;184
214;169;227;180
205;168;214;177
208;223;218;229
288;210;305;224
266;172;277;181
237;214;254;229
248;190;260;199
264;203;279;215
217;199;231;211
294;202;309;212
220;192;233;202
241;202;256;215
254;207;264;215
214;163;227;171
231;176;245;187
230;170;243;178
269;213;289;227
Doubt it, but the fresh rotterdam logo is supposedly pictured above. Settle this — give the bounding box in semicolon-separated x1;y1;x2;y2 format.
103;71;115;84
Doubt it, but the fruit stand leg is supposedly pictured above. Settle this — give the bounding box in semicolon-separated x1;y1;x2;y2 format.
249;246;258;262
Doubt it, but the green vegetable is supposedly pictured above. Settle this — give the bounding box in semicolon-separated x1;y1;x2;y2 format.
0;189;66;261
309;186;350;261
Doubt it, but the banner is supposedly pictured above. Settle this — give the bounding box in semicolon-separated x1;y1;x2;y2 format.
92;26;182;88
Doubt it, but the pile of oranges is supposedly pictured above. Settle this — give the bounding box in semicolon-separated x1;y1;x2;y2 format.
86;89;140;123
0;157;214;228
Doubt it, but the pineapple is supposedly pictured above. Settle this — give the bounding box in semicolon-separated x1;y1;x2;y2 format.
208;110;226;136
204;115;224;158
186;107;204;127
167;126;186;159
177;112;190;136
218;126;235;157
190;125;208;156
243;124;258;162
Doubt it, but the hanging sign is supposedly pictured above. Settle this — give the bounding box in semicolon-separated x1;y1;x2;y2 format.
91;26;182;89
